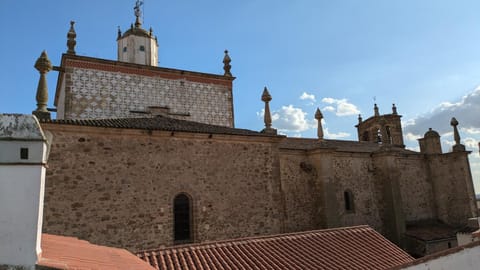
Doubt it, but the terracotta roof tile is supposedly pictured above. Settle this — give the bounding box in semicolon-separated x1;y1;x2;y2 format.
38;234;155;270
40;116;279;138
137;226;414;270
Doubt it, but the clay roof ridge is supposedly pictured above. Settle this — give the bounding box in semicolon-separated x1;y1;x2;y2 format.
138;225;372;254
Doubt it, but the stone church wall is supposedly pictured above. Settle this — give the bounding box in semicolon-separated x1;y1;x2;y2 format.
427;152;477;226
395;156;436;222
279;152;322;232
42;124;283;251
331;154;383;232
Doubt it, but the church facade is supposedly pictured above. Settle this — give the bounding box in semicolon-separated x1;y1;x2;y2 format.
32;8;477;257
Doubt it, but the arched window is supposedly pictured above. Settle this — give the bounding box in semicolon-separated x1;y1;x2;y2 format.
173;193;192;243
386;126;393;144
344;190;355;213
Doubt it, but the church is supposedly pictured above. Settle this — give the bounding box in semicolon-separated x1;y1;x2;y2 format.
29;4;477;258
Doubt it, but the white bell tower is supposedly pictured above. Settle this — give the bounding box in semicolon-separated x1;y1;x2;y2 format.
117;0;158;66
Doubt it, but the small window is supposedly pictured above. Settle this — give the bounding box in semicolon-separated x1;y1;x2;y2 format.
123;47;127;52
139;45;145;51
20;148;29;160
344;190;355;213
448;242;452;248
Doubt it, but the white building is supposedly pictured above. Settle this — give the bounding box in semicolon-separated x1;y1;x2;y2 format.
0;114;48;268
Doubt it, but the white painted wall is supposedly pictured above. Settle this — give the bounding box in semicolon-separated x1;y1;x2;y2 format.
400;244;480;270
457;233;478;246
0;165;46;266
0;114;47;268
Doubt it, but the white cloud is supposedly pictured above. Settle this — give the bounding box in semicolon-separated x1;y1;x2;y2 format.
404;132;421;142
323;106;335;112
299;92;316;102
256;108;265;117
324;127;350;139
462;127;480;135
271;105;316;133
322;97;336;104
404;86;480;136
464;137;478;149
320;97;360;116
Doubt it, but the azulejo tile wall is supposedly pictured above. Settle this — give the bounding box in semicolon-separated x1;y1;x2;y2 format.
65;68;233;127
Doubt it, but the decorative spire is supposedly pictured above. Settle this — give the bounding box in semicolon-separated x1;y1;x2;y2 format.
134;0;143;28
315;108;324;140
66;21;76;55
450;117;465;151
149;27;153;36
392;103;397;115
223;50;232;77
358;114;362;123
261;87;277;135
374;103;379;117
32;51;53;120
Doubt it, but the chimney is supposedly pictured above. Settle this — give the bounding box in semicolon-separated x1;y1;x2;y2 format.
0;114;48;268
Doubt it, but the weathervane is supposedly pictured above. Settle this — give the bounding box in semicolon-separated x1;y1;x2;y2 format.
134;0;144;26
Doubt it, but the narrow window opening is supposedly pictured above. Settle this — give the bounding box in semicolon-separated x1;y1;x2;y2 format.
20;148;29;160
386;126;393;144
344;190;355;213
139;45;145;51
447;242;452;248
123;47;127;52
174;193;192;244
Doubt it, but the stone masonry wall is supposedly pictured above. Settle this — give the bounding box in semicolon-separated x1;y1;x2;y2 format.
279;152;322;232
42;125;283;251
61;66;233;127
395;156;436;222
428;152;477;226
331;154;383;232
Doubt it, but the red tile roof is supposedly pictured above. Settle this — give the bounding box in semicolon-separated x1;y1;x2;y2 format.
137;226;414;270
38;234;155;270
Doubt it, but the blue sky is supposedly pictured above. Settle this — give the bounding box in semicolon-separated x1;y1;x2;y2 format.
1;0;480;192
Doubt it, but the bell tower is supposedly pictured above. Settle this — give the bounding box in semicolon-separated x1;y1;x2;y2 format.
356;103;405;148
117;0;158;66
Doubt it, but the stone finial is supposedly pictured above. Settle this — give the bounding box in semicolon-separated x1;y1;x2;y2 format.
392;103;397;115
32;51;53;120
358;114;362;123
117;26;122;40
261;87;277;135
315;108;324;140
66;21;77;55
262;87;272;128
451;117;465;151
223;50;232;77
149;27;153;36
374;103;379;117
